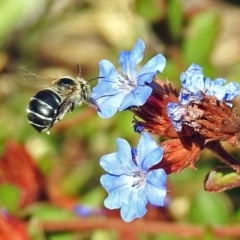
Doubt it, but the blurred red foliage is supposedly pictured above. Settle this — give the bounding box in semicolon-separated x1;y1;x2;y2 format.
0;140;45;208
0;210;30;240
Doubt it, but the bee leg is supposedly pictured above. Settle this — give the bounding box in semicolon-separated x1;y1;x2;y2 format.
70;102;75;112
88;97;99;111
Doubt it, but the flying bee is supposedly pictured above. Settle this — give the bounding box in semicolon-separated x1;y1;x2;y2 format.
20;65;95;133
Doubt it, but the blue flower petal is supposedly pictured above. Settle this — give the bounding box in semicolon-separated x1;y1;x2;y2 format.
224;82;240;101
147;169;167;189
100;138;137;175
179;89;204;105
100;153;119;173
180;64;204;93
100;153;131;175
91;83;120;99
205;78;240;102
119;39;145;79
138;54;166;82
136;132;162;168
129;39;145;66
146;169;167;206
119;39;144;79
137;72;155;85
167;102;186;121
99;59;119;78
167;102;187;132
120;187;148;222
91;60;126;118
100;174;126;193
95;92;126;118
91;60;122;98
118;51;131;77
141;147;163;171
116;138;138;171
118;85;153;110
101;174;133;209
203;77;211;91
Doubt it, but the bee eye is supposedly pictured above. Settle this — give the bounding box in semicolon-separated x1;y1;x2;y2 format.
57;77;75;87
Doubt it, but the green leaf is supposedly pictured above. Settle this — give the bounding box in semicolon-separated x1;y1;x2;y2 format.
25;203;76;221
91;230;115;240
81;186;105;206
235;208;240;222
48;232;81;240
60;160;100;196
136;0;165;21
160;59;182;88
182;10;220;65
188;190;230;224
28;218;45;240
0;184;21;213
167;0;183;39
29;220;114;240
115;111;134;139
0;0;37;48
204;167;240;192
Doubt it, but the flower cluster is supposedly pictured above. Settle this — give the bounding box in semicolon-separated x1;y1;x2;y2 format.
89;38;240;222
91;39;168;221
167;63;240;132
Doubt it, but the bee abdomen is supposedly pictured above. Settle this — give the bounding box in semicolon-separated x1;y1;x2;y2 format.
27;89;61;132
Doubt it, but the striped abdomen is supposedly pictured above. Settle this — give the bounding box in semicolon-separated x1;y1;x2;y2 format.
27;89;61;132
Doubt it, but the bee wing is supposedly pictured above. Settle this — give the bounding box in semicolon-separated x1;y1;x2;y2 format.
18;66;57;89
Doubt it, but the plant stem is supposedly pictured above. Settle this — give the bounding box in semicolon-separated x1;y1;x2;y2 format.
205;141;240;172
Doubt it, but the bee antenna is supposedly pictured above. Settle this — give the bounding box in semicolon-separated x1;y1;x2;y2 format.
76;64;104;82
88;76;104;82
77;64;81;76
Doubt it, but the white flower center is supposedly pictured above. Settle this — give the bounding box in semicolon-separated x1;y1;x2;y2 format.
118;76;136;92
131;170;146;188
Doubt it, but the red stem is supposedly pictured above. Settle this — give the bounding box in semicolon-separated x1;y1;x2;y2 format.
41;218;202;238
40;218;240;238
205;141;240;173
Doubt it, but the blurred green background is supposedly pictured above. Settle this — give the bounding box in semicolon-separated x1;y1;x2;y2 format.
1;0;240;239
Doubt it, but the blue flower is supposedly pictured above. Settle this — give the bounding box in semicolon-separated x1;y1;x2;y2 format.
91;39;166;118
167;63;240;132
100;132;167;222
180;63;240;104
74;205;103;217
74;205;94;217
167;102;187;132
133;122;144;134
179;88;203;105
132;118;144;134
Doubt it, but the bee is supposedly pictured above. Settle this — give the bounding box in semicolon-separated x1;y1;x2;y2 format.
20;65;95;133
